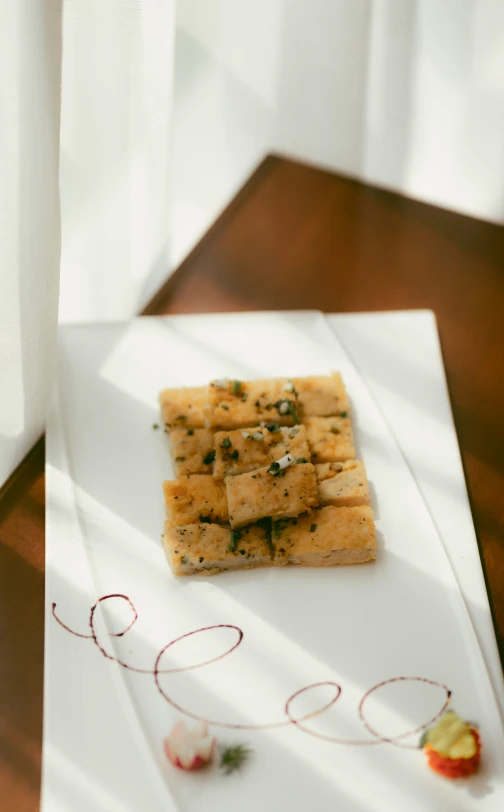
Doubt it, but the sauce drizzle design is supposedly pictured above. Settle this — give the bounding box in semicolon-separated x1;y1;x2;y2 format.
53;595;451;747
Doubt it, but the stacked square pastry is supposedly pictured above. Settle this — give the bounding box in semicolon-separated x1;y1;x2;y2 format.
160;374;377;576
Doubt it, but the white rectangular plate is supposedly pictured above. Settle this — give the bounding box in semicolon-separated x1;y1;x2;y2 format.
43;311;504;812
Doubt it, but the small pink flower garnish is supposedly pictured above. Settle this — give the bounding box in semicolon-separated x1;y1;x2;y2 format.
164;721;216;770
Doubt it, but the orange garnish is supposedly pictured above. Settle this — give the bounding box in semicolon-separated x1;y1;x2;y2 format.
425;729;481;779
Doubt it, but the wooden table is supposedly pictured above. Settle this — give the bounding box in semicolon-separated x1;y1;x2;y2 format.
1;155;503;810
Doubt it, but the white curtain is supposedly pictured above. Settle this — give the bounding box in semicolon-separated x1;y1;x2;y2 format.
0;1;62;488
172;0;504;267
0;0;175;488
59;0;175;322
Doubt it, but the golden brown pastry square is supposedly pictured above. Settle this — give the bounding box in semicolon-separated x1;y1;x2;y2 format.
205;378;300;430
163;521;272;575
304;415;356;462
316;460;371;507
163;475;228;526
213;425;310;479
169;427;215;476
160;386;208;429
272;505;376;566
292;373;349;417
225;462;318;528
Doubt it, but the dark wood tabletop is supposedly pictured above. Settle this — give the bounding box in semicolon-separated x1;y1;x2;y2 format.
1;154;503;810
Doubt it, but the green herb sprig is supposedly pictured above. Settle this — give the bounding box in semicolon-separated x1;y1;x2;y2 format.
219;742;252;775
286;402;299;424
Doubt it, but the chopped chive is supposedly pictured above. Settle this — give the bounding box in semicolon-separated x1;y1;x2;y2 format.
181;556;189;564
296;457;308;464
239;549;246;555
268;461;281;475
199;557;204;563
231;449;239;460
287;402;299;424
199;516;211;523
331;426;340;434
175;456;186;462
152;423;159;430
339;411;347;418
187;428;194;435
228;530;241;552
231;380;242;395
221;404;229;410
265;422;280;433
221;437;232;448
310;524;317;532
203;449;216;464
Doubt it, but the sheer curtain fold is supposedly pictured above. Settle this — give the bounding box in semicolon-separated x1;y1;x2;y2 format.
59;0;175;321
0;1;62;488
0;1;175;488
